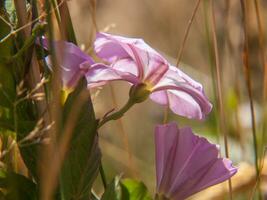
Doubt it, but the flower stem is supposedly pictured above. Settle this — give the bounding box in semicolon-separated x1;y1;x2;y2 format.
98;99;135;129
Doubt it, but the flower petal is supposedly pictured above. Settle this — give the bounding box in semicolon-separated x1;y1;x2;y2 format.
155;122;179;192
151;66;212;120
84;62;140;88
172;158;237;200
42;38;94;88
155;122;237;200
95;32;168;83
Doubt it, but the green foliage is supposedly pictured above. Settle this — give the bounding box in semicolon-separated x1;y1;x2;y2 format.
101;176;129;200
102;177;152;200
60;80;100;200
0;65;15;108
0;15;16;108
121;179;152;200
0;171;38;200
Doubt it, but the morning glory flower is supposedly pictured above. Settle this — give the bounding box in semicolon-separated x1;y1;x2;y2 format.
42;38;94;88
83;32;212;120
155;122;237;200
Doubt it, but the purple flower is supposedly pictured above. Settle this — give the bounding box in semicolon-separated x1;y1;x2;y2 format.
42;38;94;88
83;32;212;120
155;122;237;200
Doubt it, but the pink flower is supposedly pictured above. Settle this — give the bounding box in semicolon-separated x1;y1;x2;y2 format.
83;32;212;120
155;122;237;200
42;38;94;88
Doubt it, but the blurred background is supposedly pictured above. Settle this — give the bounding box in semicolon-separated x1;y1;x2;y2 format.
62;0;267;199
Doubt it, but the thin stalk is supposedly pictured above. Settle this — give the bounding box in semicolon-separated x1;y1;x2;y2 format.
240;0;259;175
253;0;267;98
202;0;219;142
175;0;202;66
99;164;107;189
164;0;202;124
239;1;260;197
40;1;62;200
109;85;138;177
249;148;267;200
253;0;267;174
51;0;61;26
98;99;135;129
210;1;233;199
0;0;66;44
56;0;77;43
86;0;110;188
42;89;90;200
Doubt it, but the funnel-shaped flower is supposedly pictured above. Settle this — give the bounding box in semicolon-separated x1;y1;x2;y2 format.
42;38;94;88
155;122;237;200
84;32;212;119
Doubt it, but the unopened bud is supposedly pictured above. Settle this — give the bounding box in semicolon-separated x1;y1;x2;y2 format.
129;83;150;103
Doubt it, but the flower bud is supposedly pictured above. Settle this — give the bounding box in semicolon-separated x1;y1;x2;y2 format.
129;83;151;103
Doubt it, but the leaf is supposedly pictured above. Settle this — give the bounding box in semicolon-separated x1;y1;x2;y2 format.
121;179;152;200
0;64;15;108
11;108;40;180
0;14;16;108
0;14;13;58
101;176;129;200
60;80;100;200
0;171;38;200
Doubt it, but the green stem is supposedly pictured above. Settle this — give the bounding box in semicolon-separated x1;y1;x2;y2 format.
11;23;46;61
97;99;135;189
97;99;135;129
99;163;107;189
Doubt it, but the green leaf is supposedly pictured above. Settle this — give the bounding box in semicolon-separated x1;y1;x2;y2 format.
60;80;100;200
0;15;16;108
101;176;129;200
0;14;13;58
121;179;152;200
0;171;37;200
12;106;40;181
0;64;15;108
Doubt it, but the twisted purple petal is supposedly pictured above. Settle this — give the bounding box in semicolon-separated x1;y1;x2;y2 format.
94;32;168;83
150;66;212;120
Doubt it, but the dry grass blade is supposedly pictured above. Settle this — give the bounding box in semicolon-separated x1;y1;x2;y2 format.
210;0;233;199
239;0;259;177
164;0;202;124
0;0;67;43
41;89;90;200
253;0;267;99
176;0;202;66
40;1;62;199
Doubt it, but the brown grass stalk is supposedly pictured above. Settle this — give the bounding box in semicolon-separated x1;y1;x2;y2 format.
164;0;202;124
240;0;259;176
210;0;233;199
253;0;267;99
14;0;48;120
175;0;202;66
40;1;62;199
240;1;261;198
41;89;90;200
